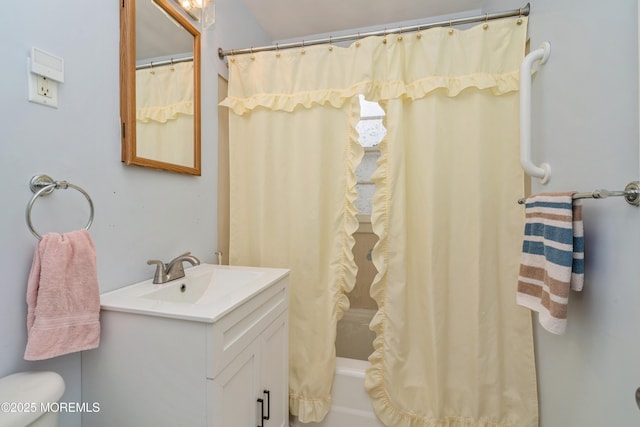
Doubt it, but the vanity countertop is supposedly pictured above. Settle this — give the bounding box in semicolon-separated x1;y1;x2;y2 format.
100;263;290;323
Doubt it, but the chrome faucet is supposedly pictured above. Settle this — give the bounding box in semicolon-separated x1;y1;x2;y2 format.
147;252;201;284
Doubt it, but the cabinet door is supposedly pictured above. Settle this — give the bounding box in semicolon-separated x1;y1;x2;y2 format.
209;340;262;427
261;312;289;427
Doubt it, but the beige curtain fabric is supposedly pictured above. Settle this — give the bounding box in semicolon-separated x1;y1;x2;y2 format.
364;19;538;427
222;16;537;426
223;84;362;421
136;61;194;167
367;94;538;426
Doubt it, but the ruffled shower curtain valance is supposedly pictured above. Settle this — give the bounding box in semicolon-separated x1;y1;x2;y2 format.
222;19;524;115
136;61;194;167
222;16;538;426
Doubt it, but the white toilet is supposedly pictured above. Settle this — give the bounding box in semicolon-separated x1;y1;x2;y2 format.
0;371;65;427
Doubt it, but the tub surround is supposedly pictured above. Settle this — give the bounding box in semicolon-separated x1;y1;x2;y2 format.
336;307;376;361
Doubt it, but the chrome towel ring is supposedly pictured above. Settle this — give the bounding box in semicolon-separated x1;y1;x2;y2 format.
25;174;95;240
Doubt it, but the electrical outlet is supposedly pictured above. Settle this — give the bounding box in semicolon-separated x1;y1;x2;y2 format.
37;75;52;98
27;71;58;108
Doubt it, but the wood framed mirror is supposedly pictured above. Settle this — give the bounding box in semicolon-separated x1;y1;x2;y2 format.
120;0;201;175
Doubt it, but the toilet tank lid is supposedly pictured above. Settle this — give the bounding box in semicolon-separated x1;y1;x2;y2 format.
0;371;65;421
0;371;65;426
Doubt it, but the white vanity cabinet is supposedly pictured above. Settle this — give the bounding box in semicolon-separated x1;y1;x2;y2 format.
81;265;289;427
210;311;288;427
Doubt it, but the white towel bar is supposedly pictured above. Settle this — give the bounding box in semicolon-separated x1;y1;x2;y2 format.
520;41;551;184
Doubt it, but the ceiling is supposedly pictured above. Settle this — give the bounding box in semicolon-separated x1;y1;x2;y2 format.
137;0;194;62
135;0;498;60
240;0;485;42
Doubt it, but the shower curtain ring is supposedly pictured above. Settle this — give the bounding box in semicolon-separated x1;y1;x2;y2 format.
483;13;489;29
417;25;422;39
448;20;454;35
301;40;306;54
356;33;361;47
328;36;333;51
397;27;403;41
517;8;523;25
250;47;255;60
275;43;280;57
382;28;388;44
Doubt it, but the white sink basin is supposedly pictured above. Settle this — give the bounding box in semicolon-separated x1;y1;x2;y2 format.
142;274;210;304
142;267;262;304
100;264;289;323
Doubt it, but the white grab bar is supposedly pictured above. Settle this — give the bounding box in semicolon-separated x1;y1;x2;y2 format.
520;41;551;184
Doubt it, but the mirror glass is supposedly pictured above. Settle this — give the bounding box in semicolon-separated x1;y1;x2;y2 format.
121;0;201;175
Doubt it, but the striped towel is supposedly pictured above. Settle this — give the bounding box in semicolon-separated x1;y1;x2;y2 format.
516;192;584;335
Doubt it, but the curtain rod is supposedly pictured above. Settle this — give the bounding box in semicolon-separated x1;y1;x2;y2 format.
136;56;193;70
218;3;529;59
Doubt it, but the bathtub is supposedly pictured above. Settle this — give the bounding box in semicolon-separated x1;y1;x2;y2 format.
290;308;384;427
290;357;385;427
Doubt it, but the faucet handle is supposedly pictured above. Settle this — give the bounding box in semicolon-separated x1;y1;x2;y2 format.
147;259;167;284
147;259;165;268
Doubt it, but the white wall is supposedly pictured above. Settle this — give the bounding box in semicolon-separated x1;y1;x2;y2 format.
0;1;270;426
485;0;640;425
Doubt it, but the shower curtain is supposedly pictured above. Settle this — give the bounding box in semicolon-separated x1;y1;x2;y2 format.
136;61;194;167
222;50;364;421
222;16;538;426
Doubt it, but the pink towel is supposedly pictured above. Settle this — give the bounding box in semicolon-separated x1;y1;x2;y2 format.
24;230;100;361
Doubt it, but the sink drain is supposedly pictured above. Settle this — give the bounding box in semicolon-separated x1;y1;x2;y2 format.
180;284;187;293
